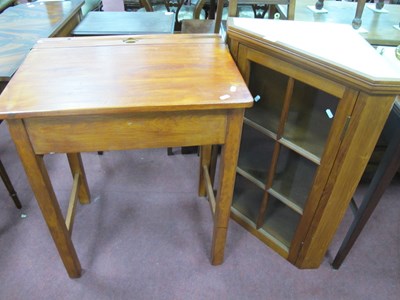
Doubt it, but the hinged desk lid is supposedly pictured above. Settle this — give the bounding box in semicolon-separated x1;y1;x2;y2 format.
0;34;253;119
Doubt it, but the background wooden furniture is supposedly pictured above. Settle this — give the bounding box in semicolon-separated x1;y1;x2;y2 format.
227;18;400;268
0;154;21;209
0;121;21;209
229;0;296;20
0;82;21;209
0;34;253;278
278;0;400;46
181;0;224;33
181;0;278;34
72;11;175;35
0;0;84;81
138;0;206;31
332;100;400;269
196;0;277;20
14;0;100;16
0;0;83;210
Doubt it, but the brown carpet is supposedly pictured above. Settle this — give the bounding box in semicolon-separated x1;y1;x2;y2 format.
0;122;399;299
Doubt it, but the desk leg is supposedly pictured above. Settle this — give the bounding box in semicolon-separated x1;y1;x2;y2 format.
211;109;245;265
7;119;82;278
67;153;91;204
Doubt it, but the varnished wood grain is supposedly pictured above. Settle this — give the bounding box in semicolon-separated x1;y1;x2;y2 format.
296;94;394;268
0;35;252;118
0;0;84;80
24;112;228;153
212;109;245;265
0;35;253;277
228;18;400;94
33;33;224;48
67;153;91;205
199;145;213;197
288;88;359;264
65;173;79;233
236;42;347;99
7;118;82;278
227;19;400;269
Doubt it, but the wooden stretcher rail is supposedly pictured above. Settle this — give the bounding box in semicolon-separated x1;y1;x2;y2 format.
65;173;80;234
203;164;216;218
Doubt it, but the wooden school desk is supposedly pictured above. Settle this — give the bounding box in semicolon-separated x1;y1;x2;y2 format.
0;34;253;278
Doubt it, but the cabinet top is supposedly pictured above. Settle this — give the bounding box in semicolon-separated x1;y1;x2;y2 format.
227;18;400;87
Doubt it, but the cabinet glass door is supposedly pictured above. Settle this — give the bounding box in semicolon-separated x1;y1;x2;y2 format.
282;81;339;163
237;124;275;187
232;52;342;255
245;63;287;138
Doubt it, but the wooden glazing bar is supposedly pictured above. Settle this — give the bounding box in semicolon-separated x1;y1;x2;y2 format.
277;77;295;139
256;142;281;229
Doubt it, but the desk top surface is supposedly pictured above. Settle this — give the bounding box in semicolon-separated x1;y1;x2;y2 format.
0;0;84;81
72;11;175;36
279;0;400;46
0;34;253;119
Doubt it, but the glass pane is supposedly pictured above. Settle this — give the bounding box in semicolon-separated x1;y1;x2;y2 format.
238;124;275;184
283;81;339;159
261;194;301;248
245;62;288;135
271;146;317;212
232;174;263;225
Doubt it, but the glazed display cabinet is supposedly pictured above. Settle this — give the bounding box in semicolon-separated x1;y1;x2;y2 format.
227;18;400;268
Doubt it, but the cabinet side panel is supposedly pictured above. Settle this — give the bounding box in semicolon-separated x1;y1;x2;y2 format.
295;94;395;268
237;45;251;84
228;39;240;62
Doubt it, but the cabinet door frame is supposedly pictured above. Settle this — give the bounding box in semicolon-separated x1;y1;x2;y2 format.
236;43;363;265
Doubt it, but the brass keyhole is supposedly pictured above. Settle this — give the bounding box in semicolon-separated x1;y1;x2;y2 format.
123;38;138;44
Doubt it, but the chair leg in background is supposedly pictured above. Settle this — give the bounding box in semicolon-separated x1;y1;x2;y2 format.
0;158;21;209
332;111;400;269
